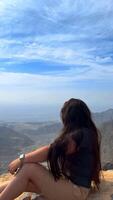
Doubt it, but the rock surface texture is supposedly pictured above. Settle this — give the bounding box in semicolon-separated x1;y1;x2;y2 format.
0;171;113;200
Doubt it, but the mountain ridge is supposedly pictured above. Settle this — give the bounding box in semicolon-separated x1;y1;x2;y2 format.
0;108;113;174
92;108;113;124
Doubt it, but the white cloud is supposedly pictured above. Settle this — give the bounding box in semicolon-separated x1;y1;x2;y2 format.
0;63;112;90
0;0;113;111
0;0;113;81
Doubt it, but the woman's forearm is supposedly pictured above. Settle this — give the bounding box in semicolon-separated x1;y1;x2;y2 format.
24;145;50;163
8;145;50;175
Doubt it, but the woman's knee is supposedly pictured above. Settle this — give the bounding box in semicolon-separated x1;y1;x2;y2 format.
19;163;38;177
20;163;43;177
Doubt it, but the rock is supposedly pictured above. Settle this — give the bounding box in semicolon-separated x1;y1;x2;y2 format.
23;194;45;200
111;194;113;200
22;197;31;200
103;162;113;171
1;171;113;200
88;170;113;199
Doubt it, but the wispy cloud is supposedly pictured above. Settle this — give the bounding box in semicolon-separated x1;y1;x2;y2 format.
0;1;113;66
0;0;113;110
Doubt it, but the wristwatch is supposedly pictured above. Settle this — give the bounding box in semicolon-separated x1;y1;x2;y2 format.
14;154;25;175
19;154;25;167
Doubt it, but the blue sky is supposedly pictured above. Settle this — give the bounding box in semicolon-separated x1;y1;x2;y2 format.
0;0;113;120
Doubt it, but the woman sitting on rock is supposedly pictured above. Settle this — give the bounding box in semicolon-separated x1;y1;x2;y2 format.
0;98;101;200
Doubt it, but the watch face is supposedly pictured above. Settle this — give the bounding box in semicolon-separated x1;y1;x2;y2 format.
20;154;24;159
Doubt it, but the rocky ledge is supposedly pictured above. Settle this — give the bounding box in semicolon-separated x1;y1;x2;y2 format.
0;171;113;200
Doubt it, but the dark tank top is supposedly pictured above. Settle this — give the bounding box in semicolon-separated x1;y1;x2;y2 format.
65;128;94;188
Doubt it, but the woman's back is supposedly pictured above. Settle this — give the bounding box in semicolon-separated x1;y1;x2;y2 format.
65;128;94;188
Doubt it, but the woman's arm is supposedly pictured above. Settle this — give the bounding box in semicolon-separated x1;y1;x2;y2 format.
8;145;50;174
24;145;50;163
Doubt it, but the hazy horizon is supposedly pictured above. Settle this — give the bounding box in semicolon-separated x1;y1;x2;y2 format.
0;103;112;122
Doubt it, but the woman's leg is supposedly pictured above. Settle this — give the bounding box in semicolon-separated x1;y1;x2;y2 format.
0;163;43;200
0;182;10;193
0;180;41;194
0;163;89;200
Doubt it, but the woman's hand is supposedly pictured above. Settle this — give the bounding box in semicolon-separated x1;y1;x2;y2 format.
8;145;50;175
8;159;21;175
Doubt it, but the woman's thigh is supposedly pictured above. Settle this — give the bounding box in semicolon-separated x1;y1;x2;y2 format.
0;181;10;193
23;163;89;200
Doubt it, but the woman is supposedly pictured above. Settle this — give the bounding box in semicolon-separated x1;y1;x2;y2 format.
0;98;101;200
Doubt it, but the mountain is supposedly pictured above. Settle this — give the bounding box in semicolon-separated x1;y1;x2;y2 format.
92;108;113;125
98;120;113;165
0;108;113;174
0;125;34;174
0;125;34;154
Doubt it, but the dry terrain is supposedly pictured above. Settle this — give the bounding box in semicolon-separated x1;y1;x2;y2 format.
0;171;113;200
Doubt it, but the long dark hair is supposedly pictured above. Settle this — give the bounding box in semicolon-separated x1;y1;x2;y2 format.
47;98;101;189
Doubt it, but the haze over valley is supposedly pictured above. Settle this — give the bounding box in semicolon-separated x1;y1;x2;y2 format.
0;108;113;174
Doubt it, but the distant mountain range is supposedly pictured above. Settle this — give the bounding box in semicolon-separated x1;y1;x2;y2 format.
0;125;34;174
99;119;113;165
92;108;113;124
0;108;113;174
